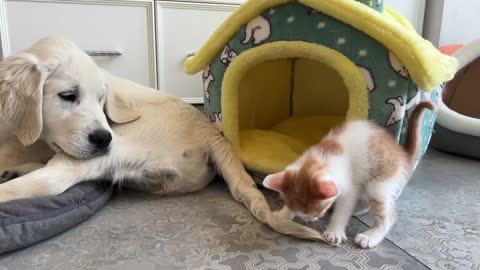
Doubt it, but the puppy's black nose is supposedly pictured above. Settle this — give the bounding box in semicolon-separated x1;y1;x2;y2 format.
88;129;112;149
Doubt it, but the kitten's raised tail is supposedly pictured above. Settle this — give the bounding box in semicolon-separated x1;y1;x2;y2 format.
404;101;436;160
209;134;329;242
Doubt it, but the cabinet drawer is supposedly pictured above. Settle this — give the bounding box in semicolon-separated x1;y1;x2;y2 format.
157;1;238;103
162;0;245;4
5;0;157;88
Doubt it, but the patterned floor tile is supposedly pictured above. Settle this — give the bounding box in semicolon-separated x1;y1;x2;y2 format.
358;149;480;270
1;182;426;270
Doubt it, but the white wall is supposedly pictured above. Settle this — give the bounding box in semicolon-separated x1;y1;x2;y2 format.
387;0;426;34
438;0;480;46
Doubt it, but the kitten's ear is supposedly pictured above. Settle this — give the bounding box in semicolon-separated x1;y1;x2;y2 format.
313;180;338;199
263;172;286;192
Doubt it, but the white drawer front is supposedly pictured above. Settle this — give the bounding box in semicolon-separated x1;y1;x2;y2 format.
157;1;238;103
168;0;245;4
5;0;156;88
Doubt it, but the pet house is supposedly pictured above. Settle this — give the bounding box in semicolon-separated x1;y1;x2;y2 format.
431;39;480;159
184;0;457;176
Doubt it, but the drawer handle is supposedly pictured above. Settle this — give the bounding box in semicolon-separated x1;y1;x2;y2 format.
85;50;122;57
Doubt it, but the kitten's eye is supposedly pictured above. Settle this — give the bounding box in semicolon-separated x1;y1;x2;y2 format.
58;92;78;102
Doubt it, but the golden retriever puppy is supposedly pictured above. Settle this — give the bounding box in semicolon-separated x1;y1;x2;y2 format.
0;37;326;242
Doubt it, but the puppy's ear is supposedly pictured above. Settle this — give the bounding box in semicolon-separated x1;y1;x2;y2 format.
0;53;53;145
104;83;141;124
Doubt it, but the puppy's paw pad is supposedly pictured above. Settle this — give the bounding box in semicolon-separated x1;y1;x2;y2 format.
323;230;346;245
354;233;381;249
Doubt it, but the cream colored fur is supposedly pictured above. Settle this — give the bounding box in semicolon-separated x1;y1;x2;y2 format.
0;37;327;242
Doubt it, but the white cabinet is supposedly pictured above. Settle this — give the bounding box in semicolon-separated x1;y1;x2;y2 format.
165;0;244;4
156;1;238;103
3;0;157;88
0;0;8;59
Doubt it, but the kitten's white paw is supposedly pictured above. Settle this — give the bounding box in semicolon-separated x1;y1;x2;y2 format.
323;230;346;245
354;233;382;249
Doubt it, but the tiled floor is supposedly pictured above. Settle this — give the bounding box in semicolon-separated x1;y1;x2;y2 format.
359;149;480;270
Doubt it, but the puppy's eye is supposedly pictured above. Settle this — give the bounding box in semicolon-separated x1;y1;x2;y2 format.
58;92;78;102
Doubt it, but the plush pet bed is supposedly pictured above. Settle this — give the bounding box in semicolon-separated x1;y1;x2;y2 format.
0;181;112;254
431;39;480;159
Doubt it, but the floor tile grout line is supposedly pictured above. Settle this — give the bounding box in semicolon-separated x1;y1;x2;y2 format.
353;216;432;270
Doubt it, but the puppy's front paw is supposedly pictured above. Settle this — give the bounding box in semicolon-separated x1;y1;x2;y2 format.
323;230;346;245
0;170;19;183
354;232;382;249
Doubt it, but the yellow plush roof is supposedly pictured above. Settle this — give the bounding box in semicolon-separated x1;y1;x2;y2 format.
184;0;457;91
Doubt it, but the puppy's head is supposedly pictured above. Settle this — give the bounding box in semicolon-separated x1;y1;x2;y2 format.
0;37;140;159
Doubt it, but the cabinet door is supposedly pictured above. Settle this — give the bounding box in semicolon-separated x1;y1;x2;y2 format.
157;1;238;103
387;0;426;34
4;0;157;88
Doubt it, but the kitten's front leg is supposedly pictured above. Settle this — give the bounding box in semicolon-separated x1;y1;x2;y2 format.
354;199;395;248
323;195;357;245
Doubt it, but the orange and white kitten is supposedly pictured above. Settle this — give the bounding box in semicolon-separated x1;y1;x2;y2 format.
263;101;434;248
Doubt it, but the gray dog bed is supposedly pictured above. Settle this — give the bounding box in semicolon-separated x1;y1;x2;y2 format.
0;181;112;254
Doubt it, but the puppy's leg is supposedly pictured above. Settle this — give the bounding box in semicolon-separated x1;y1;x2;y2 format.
0;143;184;202
0;154;110;203
0;162;45;182
121;167;183;194
0;171;18;184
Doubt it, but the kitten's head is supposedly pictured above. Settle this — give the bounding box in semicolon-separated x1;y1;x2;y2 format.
263;158;339;220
